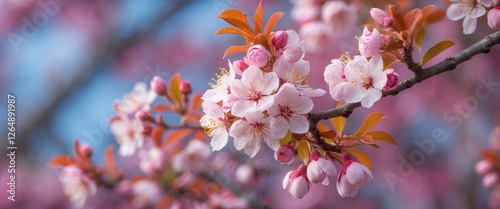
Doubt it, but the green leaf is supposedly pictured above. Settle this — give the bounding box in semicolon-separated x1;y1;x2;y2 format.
297;140;310;164
347;149;372;169
354;112;386;137
420;40;455;66
366;131;398;145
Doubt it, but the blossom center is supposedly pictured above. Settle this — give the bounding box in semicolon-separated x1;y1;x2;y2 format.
279;104;293;118
361;75;374;89
252;123;264;135
249;90;262;101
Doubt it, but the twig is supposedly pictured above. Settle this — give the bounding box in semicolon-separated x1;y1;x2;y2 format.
308;30;500;145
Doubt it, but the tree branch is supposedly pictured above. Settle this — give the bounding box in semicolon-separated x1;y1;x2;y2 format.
308;30;500;143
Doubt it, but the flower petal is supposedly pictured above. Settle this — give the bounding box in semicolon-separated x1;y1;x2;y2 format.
360;88;382;108
446;3;469;21
288;115;310;134
463;15;477;34
231;100;256;117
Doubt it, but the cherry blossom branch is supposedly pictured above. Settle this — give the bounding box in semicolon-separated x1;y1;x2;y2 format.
308;30;500;147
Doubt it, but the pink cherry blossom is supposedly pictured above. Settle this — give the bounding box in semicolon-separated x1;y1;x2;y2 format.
110;114;144;157
307;151;337;185
321;1;357;37
291;0;320;24
244;44;272;67
383;68;399;90
229;59;248;76
229;66;279;117
139;147;164;175
281;30;305;63
229;110;278;157
370;8;391;26
324;59;347;101
200;102;230;151
358;27;383;58
114;82;156;115
202;68;236;103
338;54;387;108
488;6;500;30
273;57;325;97
275;144;295;164
209;189;249;209
59;165;96;208
476;159;494;175
235;164;257;185
268;83;313;139
337;155;373;197
283;164;311;199
446;0;492;34
483;172;500;188
299;21;331;53
172;140;211;172
131;180;162;208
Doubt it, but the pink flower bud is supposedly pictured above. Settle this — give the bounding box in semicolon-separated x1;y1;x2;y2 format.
142;124;152;135
235;164;257;185
272;30;288;49
230;59;249;76
150;76;167;96
282;165;311;199
307;151;337;185
135;110;151;121
244;44;272;67
488;7;500;30
383;17;393;27
370;8;389;26
337;154;373;197
358;27;383;58
476;159;494;175
383;68;399;90
180;80;192;95
274;145;295;164
483;173;499;188
80;144;93;157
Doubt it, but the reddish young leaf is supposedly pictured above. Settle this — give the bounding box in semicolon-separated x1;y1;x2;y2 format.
389;5;407;31
48;156;78;167
404;8;422;32
317;123;329;132
189;93;203;112
346;149;372;169
263;12;284;36
215;27;253;38
366;131;398;145
156;196;172;209
194;130;207;140
218;9;253;35
320;130;338;139
105;146;115;176
152;104;174;112
421;4;436;16
164;129;192;147
151;127;165;148
169;73;182;103
354;112;386;137
254;1;263;34
74;140;85;161
223;45;250;58
425;10;446;24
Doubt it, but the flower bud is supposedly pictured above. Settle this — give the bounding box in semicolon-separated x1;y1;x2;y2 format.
383;68;399;90
337;154;373;197
244;44;272;67
150;76;167;96
142;124;152;135
272;30;288;49
483;172;499;188
274;145;295;164
476;159;494;175
307;151;337;185
230;59;249;76
135;110;151;121
282;165;311;199
180;80;192;95
370;8;390;26
80;144;93;157
488;7;500;30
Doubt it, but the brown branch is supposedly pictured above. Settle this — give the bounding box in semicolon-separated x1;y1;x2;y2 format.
308;30;500;144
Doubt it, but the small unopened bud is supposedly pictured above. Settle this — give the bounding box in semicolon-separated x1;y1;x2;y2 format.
274;145;295;164
272;30;288;49
151;76;167;96
80;144;93;157
488;7;500;30
370;8;390;26
180;80;192;95
135;110;151;121
383;68;399;91
142;124;152;135
234;60;249;73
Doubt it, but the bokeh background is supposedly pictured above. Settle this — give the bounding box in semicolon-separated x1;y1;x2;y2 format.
1;0;500;208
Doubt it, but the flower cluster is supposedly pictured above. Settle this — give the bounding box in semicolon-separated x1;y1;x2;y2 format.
201;29;325;157
290;0;358;52
446;0;500;34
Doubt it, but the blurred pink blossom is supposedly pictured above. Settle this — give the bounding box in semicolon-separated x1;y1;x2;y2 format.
139;147;164;175
110;114;144;157
209;189;249;209
321;1;357;37
59;165;96;208
172;140;211;172
483;172;500;188
299;21;331;53
114;82;156;115
446;0;491;34
235;164;257;185
476;159;494;175
131;180;162;208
